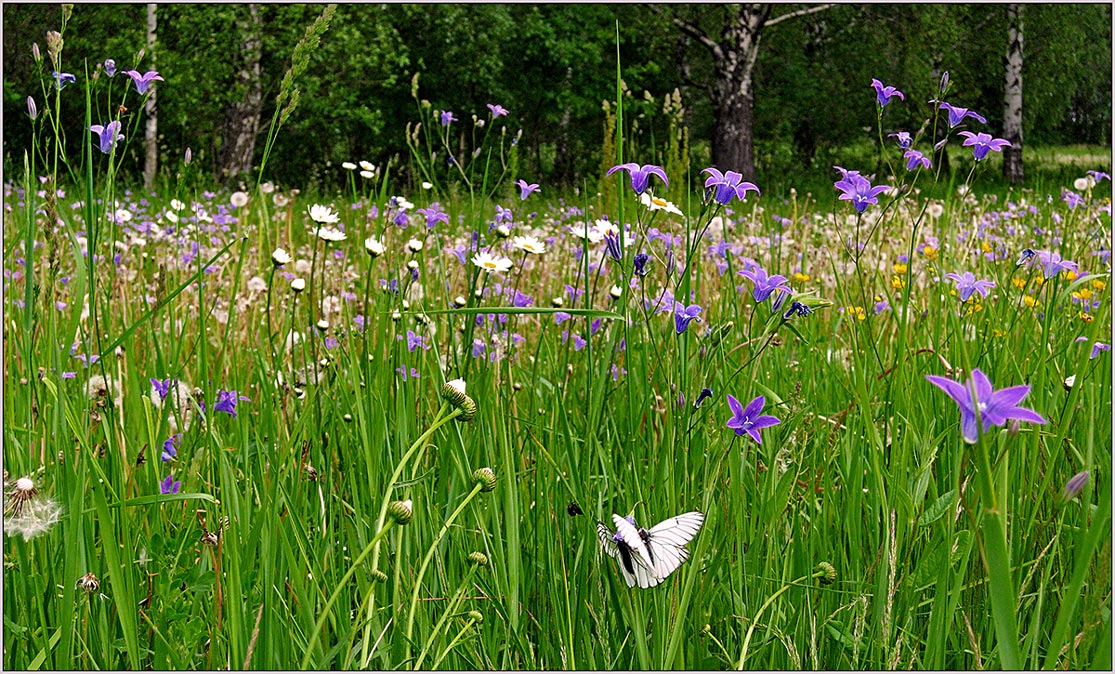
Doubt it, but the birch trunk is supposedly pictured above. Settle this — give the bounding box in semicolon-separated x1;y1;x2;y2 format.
1002;4;1024;184
218;3;263;183
710;4;770;181
143;4;157;190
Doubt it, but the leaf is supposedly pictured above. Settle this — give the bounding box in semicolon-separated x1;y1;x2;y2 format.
918;490;957;527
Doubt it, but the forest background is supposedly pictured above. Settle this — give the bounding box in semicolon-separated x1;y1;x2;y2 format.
2;3;1112;196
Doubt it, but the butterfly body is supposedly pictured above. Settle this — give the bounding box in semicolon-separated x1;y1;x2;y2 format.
598;511;705;588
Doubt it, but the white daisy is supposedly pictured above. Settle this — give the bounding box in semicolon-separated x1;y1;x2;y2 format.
309;204;340;224
472;251;513;274
512;235;546;255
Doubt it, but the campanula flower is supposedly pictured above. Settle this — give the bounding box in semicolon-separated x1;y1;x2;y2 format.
1086;170;1110;183
1024;249;1079;279
889;131;912;149
633;252;650;277
439;110;457;126
486;103;508;118
945;271;996;302
782;301;814;320
514;179;540;200
938;102;987;128
160;473;181;495
416;203;449;228
870;78;905;106
903;149;931;171
694;387;714;408
52;71;76;90
123;69;163;95
925;368;1046;443
213;389;247;418
161;434;181;462
1091;342;1111;359
103;59;116;77
834;173;890;213
725;394;781;444
606;163;668;195
739;265;791;303
89;121;124;154
958;131;1011;161
674;301;702;334
702;167;760;205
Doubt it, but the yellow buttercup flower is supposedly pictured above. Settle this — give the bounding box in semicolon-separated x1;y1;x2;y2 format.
792;272;810;283
893;262;908;275
1022;295;1038;309
891;276;904;290
921;247;938;261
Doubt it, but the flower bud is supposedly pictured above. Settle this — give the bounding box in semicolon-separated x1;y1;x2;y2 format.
939;70;950;94
441;378;478;421
290;278;305;293
472;467;497;493
467;610;483;624
454;295;467;307
1062;374;1076;391
26;97;37;120
467;551;489;567
495;224;511;239
31;43;41;63
815;561;837;585
184;148;193;166
1062;470;1089;501
271;247;292;266
387;499;413;525
371;569;389;583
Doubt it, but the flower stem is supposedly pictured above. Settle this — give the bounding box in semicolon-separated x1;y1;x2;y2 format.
973;437;1022;669
737;568;826;669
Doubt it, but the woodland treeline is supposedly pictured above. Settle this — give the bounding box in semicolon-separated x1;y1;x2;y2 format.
2;3;1110;191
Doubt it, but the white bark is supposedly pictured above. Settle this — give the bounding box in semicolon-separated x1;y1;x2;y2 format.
144;3;157;190
1003;4;1024;183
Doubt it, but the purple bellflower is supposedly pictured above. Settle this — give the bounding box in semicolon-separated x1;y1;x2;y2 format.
870;78;905;106
1024;249;1079;279
725;394;781;444
514;179;540;200
945;271;996;302
52;71;76;90
674;301;702;334
904;149;931;171
958;131;1011;161
702;167;760;205
160;472;181;495
90;121;124;154
925;368;1047;444
123;70;163;95
607;163;668;195
486;103;509;118
103;59;116;77
214;389;247;418
938;102;987;128
161;434;182;462
633;252;650;277
739;265;792;303
834;173;890;213
440;110;457;126
889;131;913;149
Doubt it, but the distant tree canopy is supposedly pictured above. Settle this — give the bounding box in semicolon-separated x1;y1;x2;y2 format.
3;3;1110;191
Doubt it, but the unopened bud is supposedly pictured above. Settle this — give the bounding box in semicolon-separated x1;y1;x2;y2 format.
815;561;837;585
467;610;483;624
26;97;37;120
387;499;413;525
939;70;950;94
184;148;193;166
467;551;489;567
441;378;477;421
371;569;388;583
290;278;305;293
472;467;497;493
1062;471;1089;501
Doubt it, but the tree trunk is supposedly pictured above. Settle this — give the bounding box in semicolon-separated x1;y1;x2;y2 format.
218;3;263;183
1002;4;1024;184
143;4;157;190
710;4;769;181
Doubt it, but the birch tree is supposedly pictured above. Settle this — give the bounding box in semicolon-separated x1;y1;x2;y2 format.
217;3;263;182
143;3;157;190
1002;3;1024;184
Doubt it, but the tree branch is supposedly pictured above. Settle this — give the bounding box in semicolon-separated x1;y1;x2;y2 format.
766;3;836;28
650;5;723;61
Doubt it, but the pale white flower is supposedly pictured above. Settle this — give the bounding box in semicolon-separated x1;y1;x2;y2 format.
391;196;414;210
316;226;346;243
230;191;249;208
364;236;386;257
359;160;375;172
259;181;275;194
170;199;186;211
341;162;358;170
421;181;434;190
639;191;684;216
271;248;292;266
273;193;290;208
165;211;179;224
291;278;306;293
472;251;513;273
406;238;424;252
593;219;635;248
927;202;944;219
246;276;267;293
114;208;133;222
570;221;604;244
294;259;312;275
309;204;340;225
1073;176;1092;192
609;284;623;299
360;170;374;179
512;235;546;255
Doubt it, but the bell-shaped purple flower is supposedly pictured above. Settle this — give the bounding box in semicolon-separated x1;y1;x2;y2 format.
945;271;996;302
739;265;791;303
514;179;540;200
673;301;702;334
958;131;1011;161
160;472;181;495
702;167;760;205
870;78;905;107
123;69;163;95
925;368;1046;444
607;163;668;195
725;394;781;444
834;174;890;213
938;102;987;128
903;149;931;171
89;121;124;154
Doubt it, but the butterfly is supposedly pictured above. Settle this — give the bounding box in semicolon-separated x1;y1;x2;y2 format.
597;511;705;588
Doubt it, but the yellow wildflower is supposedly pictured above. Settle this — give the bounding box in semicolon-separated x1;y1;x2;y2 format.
891;276;904;290
1022;295;1039;309
792;272;810;284
893;262;908;275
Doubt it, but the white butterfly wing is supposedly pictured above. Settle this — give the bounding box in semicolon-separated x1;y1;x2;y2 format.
596;522;619;559
597;520;641;588
612;514;654;571
646;511;705;580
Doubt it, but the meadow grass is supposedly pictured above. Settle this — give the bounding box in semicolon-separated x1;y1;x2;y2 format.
3;35;1112;671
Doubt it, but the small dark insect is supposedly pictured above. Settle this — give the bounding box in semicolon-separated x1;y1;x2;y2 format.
566;501;583;517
